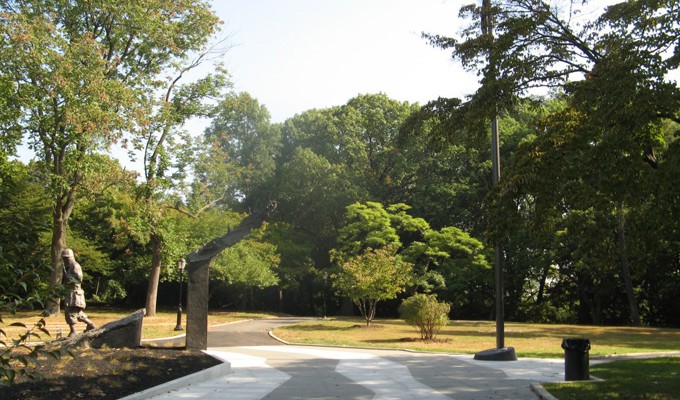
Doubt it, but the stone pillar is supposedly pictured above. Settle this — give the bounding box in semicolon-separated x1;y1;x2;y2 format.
186;259;211;350
183;203;276;351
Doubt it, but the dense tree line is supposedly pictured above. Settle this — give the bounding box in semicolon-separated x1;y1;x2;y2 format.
1;0;679;327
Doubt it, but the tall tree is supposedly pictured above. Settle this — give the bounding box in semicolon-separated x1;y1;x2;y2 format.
1;0;222;314
427;0;680;326
135;59;230;316
205;92;281;209
425;0;680;160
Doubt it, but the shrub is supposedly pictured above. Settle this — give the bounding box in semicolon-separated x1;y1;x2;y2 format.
399;293;450;340
0;262;69;386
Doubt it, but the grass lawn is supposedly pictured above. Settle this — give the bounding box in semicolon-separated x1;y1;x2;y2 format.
2;306;278;342
272;317;680;358
543;357;680;400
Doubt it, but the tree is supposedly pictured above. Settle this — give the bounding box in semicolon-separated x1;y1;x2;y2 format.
275;147;363;267
332;245;413;326
270;95;421;310
426;0;680;326
1;0;222;314
399;294;451;340
334;202;429;260
426;0;680;133
205;92;281;209
135;59;230;316
66;154;140;303
402;226;493;318
213;235;280;310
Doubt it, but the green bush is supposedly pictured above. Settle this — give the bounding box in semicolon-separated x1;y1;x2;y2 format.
399;293;450;340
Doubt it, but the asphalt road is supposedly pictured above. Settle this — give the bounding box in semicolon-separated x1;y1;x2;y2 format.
207;317;309;347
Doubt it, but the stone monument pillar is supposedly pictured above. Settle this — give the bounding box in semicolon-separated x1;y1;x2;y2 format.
185;203;275;350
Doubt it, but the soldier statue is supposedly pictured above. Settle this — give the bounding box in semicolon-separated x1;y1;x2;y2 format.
62;248;96;336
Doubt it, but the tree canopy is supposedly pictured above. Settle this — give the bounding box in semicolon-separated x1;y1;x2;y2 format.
1;0;680;331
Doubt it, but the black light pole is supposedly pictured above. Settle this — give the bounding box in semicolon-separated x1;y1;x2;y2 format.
491;116;504;349
174;258;186;331
474;0;516;361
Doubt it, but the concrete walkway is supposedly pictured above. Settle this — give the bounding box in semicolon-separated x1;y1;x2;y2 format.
124;319;585;400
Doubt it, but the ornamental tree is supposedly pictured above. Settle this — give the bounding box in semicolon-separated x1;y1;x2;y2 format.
332;245;413;326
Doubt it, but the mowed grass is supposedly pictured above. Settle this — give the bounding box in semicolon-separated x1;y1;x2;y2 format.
1;306;279;342
5;310;680;358
543;357;680;400
272;318;680;358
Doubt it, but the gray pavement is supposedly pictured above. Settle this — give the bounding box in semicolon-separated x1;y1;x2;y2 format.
126;318;577;400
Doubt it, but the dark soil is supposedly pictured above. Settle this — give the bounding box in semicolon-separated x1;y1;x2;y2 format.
0;346;222;400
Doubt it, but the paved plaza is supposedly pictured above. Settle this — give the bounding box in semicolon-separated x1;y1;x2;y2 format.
127;318;575;399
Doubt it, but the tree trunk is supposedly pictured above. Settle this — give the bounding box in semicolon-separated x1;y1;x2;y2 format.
44;192;75;316
577;274;592;324
617;204;641;326
145;233;163;317
278;288;284;314
536;258;551;304
590;291;602;325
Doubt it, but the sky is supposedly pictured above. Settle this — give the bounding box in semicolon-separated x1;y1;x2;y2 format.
211;0;476;123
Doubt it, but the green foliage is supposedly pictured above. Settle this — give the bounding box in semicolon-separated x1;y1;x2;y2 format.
0;255;69;387
423;0;680;326
403;226;493;317
335;202;403;256
1;0;227;315
214;235;280;290
3;0;680;329
205;92;281;208
332;245;413;326
92;280;127;303
399;294;450;340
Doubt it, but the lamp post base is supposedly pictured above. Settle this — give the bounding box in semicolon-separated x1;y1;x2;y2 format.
474;347;517;361
174;307;183;331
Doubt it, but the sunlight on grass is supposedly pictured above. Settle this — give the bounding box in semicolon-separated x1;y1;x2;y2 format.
5;309;679;358
544;358;680;400
2;307;280;341
273;318;680;358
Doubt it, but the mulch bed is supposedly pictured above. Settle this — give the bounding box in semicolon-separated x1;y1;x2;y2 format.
0;346;222;400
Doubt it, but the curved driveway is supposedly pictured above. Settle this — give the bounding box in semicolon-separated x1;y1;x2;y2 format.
149;318;562;399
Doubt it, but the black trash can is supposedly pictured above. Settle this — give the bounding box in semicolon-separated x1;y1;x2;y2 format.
561;338;590;381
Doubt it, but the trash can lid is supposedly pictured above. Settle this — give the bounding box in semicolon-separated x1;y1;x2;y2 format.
561;338;591;350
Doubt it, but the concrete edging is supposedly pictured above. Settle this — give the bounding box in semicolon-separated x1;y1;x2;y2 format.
118;354;231;400
530;383;560;400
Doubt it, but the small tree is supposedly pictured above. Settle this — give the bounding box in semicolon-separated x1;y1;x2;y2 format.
399;293;450;340
332;245;412;326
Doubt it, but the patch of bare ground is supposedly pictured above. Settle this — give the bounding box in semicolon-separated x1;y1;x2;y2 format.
351;324;385;329
398;337;452;344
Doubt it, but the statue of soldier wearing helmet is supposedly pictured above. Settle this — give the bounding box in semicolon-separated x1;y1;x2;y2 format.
62;248;96;336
